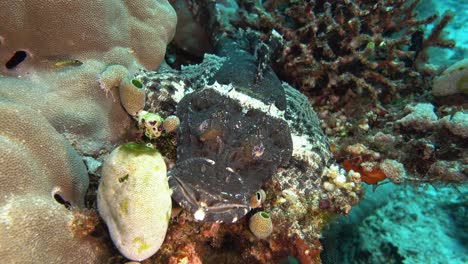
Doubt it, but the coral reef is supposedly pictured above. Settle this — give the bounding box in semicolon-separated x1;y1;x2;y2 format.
1;0;464;263
396;102;439;131
216;0;455;104
323;184;468;264
0;0;177;154
0;60;132;155
330;100;467;188
0;1;178;262
440;111;468;138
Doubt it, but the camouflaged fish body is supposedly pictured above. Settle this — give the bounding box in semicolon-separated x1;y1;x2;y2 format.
169;84;292;223
162;38;296;223
139;39;332;223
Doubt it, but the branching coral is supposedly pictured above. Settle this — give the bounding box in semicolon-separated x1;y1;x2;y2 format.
230;0;454;104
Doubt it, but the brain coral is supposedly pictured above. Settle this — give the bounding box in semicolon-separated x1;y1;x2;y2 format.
0;0;177;73
0;100;109;262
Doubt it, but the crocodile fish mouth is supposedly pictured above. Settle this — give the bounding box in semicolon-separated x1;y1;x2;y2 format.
168;157;250;223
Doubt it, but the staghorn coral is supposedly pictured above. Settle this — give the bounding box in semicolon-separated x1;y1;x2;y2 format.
228;0;454;104
0;100;109;262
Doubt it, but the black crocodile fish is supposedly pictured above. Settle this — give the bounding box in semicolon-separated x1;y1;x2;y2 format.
168;38;293;222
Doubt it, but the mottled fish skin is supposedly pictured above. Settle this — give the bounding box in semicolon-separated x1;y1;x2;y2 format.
168;158;251;223
210;38;287;111
169;88;292;223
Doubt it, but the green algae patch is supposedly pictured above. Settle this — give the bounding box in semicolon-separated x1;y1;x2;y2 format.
131;79;144;89
120;142;157;155
132;237;151;253
457;74;468;94
119;197;129;215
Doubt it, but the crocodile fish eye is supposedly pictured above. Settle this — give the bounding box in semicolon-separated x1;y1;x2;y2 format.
252;143;265;158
